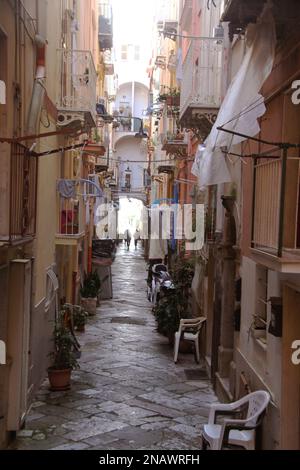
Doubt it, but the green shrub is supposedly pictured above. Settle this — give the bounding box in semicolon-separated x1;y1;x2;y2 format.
80;270;101;298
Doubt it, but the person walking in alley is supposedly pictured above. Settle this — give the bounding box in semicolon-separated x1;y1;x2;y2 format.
124;228;132;249
134;228;140;249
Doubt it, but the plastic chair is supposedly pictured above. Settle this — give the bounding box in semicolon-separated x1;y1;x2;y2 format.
174;317;206;364
201;390;270;450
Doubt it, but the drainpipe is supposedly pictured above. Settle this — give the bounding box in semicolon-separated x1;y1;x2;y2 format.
27;0;47;137
26;34;46;136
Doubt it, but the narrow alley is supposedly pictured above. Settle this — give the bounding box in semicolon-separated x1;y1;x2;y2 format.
11;245;216;451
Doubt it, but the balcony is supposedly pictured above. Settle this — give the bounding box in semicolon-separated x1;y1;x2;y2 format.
104;63;114;75
180;41;223;139
56;180;85;244
222;0;265;40
84;141;106;157
251;148;300;272
161;133;187;158
113;117;142;134
157;159;176;174
155;55;167;69
157;20;178;41
95;154;109;173
56;49;97;129
0;143;37;244
222;0;300;41
99;3;113;51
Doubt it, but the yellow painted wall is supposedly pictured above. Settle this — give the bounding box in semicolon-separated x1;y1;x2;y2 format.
33;0;63;303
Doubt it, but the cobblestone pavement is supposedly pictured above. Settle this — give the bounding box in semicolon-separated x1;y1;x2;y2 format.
12;244;217;450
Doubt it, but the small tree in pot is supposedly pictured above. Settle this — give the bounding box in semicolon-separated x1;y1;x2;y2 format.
48;316;80;391
80;270;101;315
73;305;88;332
153;257;195;352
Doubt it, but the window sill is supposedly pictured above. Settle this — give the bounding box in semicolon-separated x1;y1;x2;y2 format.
253;337;267;352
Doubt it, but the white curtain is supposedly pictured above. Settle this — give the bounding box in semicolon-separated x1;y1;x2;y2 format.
192;0;276;189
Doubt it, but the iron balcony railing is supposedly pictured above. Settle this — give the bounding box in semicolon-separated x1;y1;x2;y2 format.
0;143;38;243
57;180;86;238
252;146;300;257
180;40;223;119
56;49;97;125
113;117;142;133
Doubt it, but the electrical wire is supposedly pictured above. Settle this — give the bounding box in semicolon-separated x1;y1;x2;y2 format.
218;95;266;130
110;157;193;163
161;31;224;41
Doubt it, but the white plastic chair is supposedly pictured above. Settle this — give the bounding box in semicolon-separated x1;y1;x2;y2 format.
174;317;206;364
201;390;270;450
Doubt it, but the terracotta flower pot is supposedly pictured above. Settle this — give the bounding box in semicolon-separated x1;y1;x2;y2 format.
166;95;180;106
48;368;72;391
81;297;97;315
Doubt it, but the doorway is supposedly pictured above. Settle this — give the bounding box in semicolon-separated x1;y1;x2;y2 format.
281;283;300;449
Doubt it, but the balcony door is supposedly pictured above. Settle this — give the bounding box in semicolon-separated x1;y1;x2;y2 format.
125;173;131;191
7;260;32;430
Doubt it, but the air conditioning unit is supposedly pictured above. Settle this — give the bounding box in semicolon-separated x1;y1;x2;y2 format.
213;25;224;40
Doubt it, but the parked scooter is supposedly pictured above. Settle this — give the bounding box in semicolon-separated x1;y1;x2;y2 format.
147;263;174;304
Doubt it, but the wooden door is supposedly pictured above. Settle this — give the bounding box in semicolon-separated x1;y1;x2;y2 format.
281;283;300;449
7;260;32;430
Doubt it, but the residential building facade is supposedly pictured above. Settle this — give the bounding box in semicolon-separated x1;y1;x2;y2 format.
0;0;113;448
148;0;300;449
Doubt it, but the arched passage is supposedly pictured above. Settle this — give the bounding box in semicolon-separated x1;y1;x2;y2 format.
115;81;149;121
114;135;148;194
118;197;145;237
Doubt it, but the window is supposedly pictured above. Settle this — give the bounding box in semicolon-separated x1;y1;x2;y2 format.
125;172;131;190
134;45;140;61
121;45;127;60
252;265;268;348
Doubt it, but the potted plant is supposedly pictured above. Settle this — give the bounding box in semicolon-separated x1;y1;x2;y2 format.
153;289;181;341
73;306;88;333
166;88;180;106
153;258;195;352
158;93;167;102
80;270;101;315
48;314;80;391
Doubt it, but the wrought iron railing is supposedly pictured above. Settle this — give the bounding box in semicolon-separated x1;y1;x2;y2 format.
0;143;37;243
180;40;223;119
252;147;300;256
56;49;97;124
57;180;85;237
252;156;281;251
113;117;142;133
